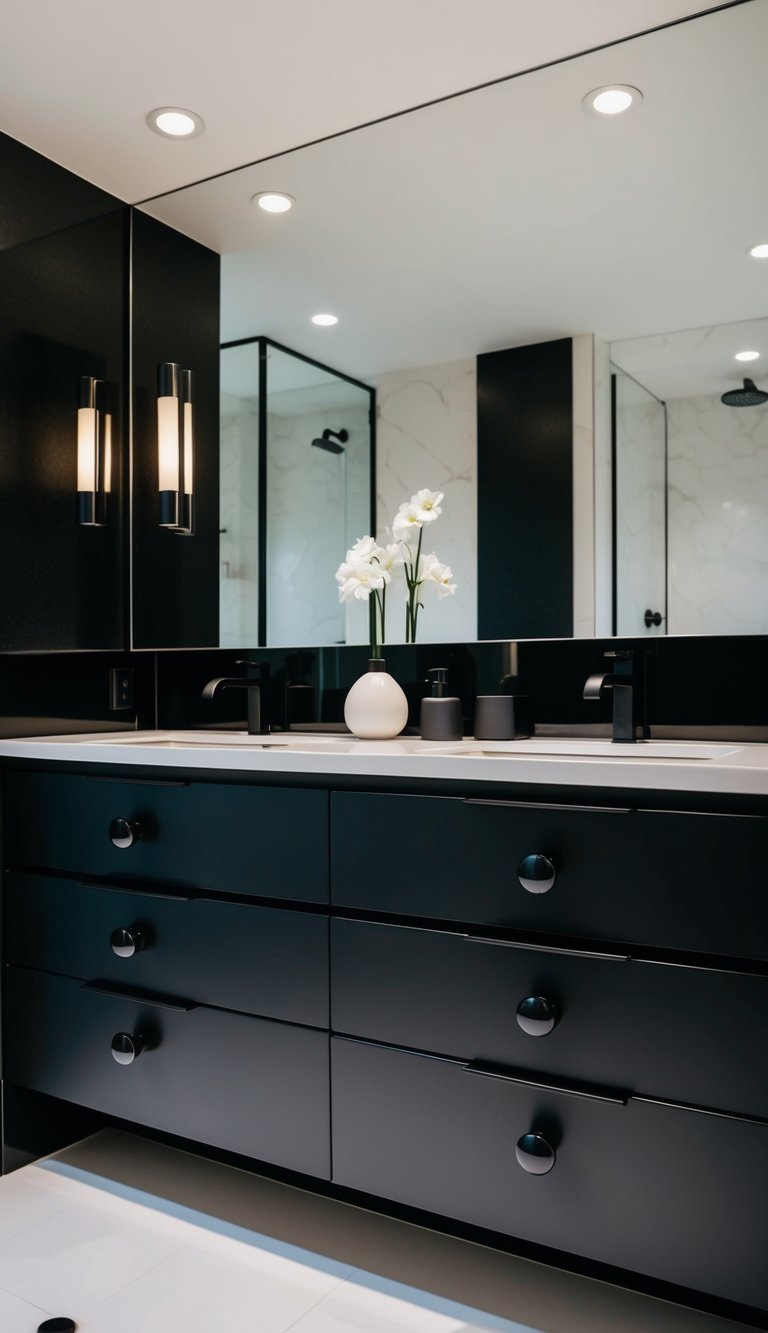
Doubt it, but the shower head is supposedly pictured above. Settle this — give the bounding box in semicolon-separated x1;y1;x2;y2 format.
721;377;768;407
311;428;348;454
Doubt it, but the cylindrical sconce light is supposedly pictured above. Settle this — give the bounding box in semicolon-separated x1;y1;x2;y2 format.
157;362;194;534
77;375;111;526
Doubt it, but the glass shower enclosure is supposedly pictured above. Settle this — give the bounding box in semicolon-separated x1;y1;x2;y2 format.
219;337;374;647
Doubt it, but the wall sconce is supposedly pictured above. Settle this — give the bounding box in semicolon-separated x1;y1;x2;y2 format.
77;376;112;526
157;362;194;535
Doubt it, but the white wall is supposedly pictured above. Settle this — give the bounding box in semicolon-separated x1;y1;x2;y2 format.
375;358;477;643
667;393;768;634
220;393;259;648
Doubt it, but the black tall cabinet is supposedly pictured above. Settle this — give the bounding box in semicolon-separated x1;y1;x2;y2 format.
0;132;221;654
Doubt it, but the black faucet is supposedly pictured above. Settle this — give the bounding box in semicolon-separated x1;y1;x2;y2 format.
583;649;647;744
201;660;269;735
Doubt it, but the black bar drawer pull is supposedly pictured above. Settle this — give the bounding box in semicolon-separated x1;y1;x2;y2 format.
111;1031;145;1065
515;1132;555;1175
78;882;193;903
516;995;559;1036
518;853;556;894
81;980;196;1012
109;818;143;850
110;925;146;958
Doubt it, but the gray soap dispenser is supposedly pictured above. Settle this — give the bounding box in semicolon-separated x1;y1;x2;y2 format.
420;668;463;742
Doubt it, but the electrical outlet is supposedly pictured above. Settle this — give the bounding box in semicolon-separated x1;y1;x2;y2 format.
109;667;134;711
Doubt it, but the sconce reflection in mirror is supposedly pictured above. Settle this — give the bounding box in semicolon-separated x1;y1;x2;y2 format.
157;362;194;535
77;376;112;526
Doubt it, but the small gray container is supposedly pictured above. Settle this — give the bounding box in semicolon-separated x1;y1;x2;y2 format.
473;694;534;740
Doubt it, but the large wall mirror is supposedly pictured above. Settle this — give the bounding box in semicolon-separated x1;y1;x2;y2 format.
141;0;767;645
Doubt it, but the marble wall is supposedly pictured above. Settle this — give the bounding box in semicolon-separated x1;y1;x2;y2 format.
667;393;768;634
266;403;370;646
375;358;476;644
614;371;667;637
220;393;260;648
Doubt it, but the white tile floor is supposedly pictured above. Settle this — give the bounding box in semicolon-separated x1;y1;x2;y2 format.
0;1130;755;1333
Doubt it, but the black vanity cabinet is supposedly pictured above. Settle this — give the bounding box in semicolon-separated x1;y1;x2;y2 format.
328;788;768;1315
3;764;768;1321
1;770;330;1178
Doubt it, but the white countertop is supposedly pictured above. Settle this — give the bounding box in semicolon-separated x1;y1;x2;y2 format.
0;730;766;797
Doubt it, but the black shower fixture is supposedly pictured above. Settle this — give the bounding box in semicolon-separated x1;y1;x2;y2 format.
720;377;768;407
311;428;348;453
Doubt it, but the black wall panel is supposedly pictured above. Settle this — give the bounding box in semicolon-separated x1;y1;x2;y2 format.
131;211;220;649
0;210;128;650
478;339;573;640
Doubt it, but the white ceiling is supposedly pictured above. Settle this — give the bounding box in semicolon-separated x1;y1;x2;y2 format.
144;2;768;382
612;317;768;401
0;0;730;201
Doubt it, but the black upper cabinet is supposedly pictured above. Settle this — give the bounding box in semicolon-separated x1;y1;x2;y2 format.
131;211;220;649
0;136;127;651
0;133;222;653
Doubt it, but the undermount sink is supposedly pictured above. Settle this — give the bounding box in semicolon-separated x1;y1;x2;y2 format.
479;739;741;760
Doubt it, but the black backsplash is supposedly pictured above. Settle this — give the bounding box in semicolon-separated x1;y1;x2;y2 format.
0;635;762;741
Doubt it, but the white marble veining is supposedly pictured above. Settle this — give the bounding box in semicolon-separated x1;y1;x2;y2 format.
667;392;768;634
375;358;476;643
613;371;667;637
1;731;766;797
266;403;370;647
220;393;260;647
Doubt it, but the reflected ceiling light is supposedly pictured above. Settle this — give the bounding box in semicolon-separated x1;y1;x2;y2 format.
583;85;643;116
749;243;768;259
735;350;760;362
147;107;205;138
252;192;294;213
311;313;338;326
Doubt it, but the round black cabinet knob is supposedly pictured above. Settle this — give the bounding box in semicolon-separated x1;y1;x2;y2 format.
515;1132;556;1175
111;1032;144;1065
516;995;560;1037
109;817;142;849
517;853;556;894
110;925;145;958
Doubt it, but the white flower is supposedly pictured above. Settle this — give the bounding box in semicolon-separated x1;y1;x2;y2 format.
374;542;403;573
335;555;390;602
392;502;423;542
411;489;444;523
419;551;457;598
348;535;378;559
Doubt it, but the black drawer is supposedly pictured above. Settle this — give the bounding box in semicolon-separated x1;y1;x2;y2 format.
331;792;768;958
331;919;768;1117
4;968;330;1178
5;872;328;1027
331;1037;768;1310
4;772;328;902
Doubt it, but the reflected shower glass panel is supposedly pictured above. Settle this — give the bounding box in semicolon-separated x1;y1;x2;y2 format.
613;367;667;636
265;345;372;647
220;344;261;648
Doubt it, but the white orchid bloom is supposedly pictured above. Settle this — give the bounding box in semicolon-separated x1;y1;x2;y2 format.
335;555;390;602
419;552;457;598
411;489;444;523
374;542;404;573
348;534;378;560
392;503;423;542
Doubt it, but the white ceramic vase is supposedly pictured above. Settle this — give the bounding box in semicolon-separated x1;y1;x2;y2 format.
344;658;409;740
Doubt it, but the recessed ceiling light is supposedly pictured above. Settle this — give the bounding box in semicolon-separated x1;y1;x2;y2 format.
252;192;295;214
735;350;760;362
311;313;338;327
146;107;205;139
749;243;768;259
583;85;643;116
